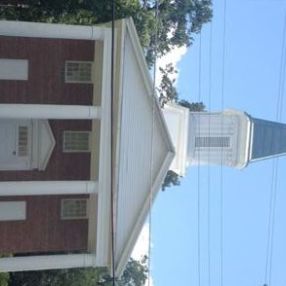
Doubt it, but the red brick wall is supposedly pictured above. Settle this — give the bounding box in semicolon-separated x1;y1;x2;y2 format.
0;36;96;254
0;120;92;182
0;195;88;254
0;36;94;105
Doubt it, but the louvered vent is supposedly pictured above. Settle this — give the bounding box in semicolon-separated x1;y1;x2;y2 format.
18;126;28;156
61;199;88;219
195;136;230;148
63;131;91;152
65;61;93;83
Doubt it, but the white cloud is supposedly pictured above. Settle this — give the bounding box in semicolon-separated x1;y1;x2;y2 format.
132;222;150;261
155;45;187;87
131;223;154;286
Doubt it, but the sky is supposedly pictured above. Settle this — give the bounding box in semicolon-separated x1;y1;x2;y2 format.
133;0;286;286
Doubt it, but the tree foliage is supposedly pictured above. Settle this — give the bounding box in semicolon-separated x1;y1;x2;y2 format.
7;257;148;286
158;63;178;105
0;0;212;66
99;256;148;286
118;256;148;286
178;99;205;112
0;272;9;286
9;268;104;286
161;170;181;191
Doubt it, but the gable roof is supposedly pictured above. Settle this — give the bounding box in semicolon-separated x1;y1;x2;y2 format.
112;18;175;276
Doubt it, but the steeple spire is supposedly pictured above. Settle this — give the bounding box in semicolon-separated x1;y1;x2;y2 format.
250;118;286;161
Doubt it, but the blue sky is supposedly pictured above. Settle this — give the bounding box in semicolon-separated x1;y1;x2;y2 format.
151;0;286;285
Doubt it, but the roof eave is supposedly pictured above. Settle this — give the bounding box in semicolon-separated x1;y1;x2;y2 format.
110;18;175;276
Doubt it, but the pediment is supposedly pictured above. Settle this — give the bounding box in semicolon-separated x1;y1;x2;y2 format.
37;120;55;171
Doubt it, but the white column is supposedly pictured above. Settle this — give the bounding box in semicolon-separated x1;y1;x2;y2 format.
0;21;107;40
0;254;96;272
0;104;101;120
0;181;98;196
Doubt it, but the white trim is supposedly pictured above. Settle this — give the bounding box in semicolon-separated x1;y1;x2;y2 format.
0;254;96;272
162;103;189;176
223;109;252;169
241;113;252;168
0;181;98;196
115;152;174;276
37;120;56;170
125;19;153;98
94;28;112;267
0;104;101;119
0;21;107;40
113;19;175;276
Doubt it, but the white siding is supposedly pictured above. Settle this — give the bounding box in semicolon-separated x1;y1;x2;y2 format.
0;59;28;80
115;33;169;263
0;201;26;221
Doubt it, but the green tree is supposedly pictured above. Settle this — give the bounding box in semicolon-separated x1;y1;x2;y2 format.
9;267;105;286
118;256;148;286
0;0;212;66
8;257;148;286
0;272;9;286
178;99;205;112
162;170;181;191
158;63;178;105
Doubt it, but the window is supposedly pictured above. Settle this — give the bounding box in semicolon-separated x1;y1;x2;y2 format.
0;59;28;80
18;126;29;156
61;199;88;219
195;136;230;148
0;201;26;221
63;131;91;152
65;61;93;83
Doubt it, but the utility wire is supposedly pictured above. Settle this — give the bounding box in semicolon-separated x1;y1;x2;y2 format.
197;31;202;286
110;0;116;285
220;0;227;285
264;12;286;286
148;1;159;286
207;21;213;286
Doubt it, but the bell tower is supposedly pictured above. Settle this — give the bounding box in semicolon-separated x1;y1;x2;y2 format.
163;104;286;175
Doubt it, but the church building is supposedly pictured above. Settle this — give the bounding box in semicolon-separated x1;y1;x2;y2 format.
0;17;286;277
0;19;175;275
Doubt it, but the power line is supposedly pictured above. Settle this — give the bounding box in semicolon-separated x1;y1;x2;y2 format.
197;31;202;286
220;0;227;285
207;21;213;286
147;1;159;286
110;0;116;284
264;12;286;286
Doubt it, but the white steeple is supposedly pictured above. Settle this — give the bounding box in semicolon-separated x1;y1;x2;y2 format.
186;109;251;169
163;103;286;175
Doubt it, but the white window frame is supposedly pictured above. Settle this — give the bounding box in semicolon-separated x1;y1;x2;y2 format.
64;61;93;83
61;199;88;220
63;131;91;153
